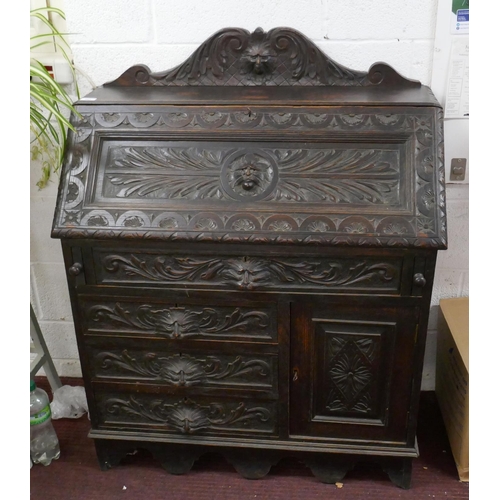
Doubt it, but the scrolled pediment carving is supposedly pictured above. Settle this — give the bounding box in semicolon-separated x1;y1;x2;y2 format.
105;27;419;88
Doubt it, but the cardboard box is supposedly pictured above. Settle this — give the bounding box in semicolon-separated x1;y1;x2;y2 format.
435;297;469;482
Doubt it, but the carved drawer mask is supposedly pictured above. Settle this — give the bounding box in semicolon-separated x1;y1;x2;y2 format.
53;27;446;489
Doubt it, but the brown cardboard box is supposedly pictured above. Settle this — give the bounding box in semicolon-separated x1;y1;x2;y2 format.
435;297;469;482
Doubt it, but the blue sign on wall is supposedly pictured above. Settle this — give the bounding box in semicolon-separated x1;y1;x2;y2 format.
457;9;469;23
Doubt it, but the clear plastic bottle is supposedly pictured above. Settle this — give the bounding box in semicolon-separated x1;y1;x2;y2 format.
30;380;60;466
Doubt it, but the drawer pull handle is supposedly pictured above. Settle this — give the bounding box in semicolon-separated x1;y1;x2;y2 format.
68;263;83;276
413;273;426;287
292;369;299;382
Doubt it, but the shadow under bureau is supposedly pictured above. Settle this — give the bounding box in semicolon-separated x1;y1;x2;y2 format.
52;26;447;489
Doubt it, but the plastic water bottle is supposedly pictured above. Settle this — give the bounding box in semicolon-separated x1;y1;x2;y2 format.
30;380;60;465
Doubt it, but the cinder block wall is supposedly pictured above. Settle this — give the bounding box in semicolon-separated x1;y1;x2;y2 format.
30;0;469;389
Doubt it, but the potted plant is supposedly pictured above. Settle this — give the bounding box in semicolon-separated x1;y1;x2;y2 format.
30;5;80;188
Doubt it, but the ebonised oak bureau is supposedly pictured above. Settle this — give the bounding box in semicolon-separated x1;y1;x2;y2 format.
52;27;447;489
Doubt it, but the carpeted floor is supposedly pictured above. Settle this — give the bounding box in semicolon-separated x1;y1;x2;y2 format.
30;377;469;499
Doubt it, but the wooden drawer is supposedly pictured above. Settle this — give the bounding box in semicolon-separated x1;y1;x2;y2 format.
78;292;278;343
93;389;279;438
85;336;279;398
89;248;407;295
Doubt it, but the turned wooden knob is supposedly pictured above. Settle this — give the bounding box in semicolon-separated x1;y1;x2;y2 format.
413;273;426;287
68;262;83;276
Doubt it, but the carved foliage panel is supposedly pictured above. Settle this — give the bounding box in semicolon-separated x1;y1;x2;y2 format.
98;141;404;207
94;252;403;293
95;392;278;437
312;321;394;423
52;107;446;248
91;348;277;392
81;298;277;341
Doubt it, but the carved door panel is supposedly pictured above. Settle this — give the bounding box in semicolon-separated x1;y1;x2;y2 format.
290;298;419;445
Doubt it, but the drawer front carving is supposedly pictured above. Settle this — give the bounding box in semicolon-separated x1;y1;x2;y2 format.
95;392;278;437
80;297;277;342
95;251;403;293
91;348;277;392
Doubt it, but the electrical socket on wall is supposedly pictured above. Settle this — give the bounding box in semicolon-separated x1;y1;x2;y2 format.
450;158;467;181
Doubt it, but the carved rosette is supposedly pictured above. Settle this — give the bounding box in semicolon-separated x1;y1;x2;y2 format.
325;336;381;414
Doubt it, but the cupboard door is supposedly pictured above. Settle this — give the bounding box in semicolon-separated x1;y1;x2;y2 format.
290;298;419;445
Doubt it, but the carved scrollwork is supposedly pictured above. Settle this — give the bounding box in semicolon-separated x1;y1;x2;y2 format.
104;396;273;434
88;302;271;338
96;350;271;387
413;110;446;244
100;254;400;291
105;27;419;88
52;105;446;248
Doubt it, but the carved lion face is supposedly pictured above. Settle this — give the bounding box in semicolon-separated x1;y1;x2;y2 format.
240;27;277;82
228;153;274;196
241;43;275;76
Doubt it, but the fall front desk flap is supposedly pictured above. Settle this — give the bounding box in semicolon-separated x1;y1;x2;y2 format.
51;27;446;249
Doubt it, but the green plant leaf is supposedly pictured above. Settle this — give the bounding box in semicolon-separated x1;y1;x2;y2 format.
30;92;73;130
30;6;80;188
30;6;66;17
30;106;60;144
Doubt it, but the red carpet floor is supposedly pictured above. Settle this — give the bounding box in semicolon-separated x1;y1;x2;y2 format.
30;378;469;499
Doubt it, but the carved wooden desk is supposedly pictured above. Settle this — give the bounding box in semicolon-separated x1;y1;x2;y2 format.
52;27;447;489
